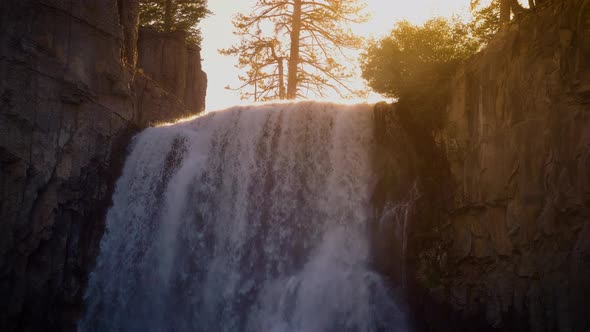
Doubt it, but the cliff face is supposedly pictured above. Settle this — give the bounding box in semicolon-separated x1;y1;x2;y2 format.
0;1;206;331
137;28;207;115
405;1;590;331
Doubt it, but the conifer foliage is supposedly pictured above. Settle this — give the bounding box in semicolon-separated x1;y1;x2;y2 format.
139;0;210;45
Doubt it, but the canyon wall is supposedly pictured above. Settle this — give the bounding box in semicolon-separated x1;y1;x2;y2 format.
0;1;206;331
403;0;590;331
137;27;207;116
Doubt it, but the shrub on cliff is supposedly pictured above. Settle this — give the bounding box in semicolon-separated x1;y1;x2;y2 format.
360;18;478;129
139;0;210;45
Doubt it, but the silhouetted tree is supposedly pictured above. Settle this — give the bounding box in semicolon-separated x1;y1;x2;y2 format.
222;0;368;100
139;0;210;45
221;36;288;101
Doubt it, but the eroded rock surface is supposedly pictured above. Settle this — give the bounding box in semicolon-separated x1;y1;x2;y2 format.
137;28;207;115
0;1;206;331
406;1;590;330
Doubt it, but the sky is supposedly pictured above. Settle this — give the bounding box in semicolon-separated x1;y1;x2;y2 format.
200;0;473;111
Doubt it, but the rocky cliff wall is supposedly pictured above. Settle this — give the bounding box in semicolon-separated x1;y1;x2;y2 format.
404;1;590;331
137;28;207;114
0;1;206;331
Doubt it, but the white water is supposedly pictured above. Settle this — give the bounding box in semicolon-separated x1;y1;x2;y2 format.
79;101;407;332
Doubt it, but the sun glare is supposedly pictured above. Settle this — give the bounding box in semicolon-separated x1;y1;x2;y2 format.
356;0;471;38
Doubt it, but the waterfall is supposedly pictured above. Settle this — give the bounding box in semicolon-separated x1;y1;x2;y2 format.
79;101;408;332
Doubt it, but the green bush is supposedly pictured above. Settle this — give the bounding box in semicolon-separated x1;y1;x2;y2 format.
361;18;478;129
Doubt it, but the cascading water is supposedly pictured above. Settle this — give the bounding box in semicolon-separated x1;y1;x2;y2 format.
79;101;408;332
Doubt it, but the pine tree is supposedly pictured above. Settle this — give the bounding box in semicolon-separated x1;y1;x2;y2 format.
222;0;368;100
139;0;210;45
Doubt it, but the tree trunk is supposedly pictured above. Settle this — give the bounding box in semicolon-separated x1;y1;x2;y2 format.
164;0;173;32
269;42;286;100
254;79;258;102
277;59;286;99
500;0;511;23
287;0;302;99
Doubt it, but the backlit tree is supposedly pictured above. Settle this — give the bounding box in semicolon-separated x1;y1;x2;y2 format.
222;0;368;101
361;18;478;129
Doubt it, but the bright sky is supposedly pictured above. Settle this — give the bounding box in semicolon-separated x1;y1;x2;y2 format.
200;0;472;111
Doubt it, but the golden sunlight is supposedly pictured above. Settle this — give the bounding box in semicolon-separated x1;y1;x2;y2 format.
201;0;473;111
355;0;471;38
